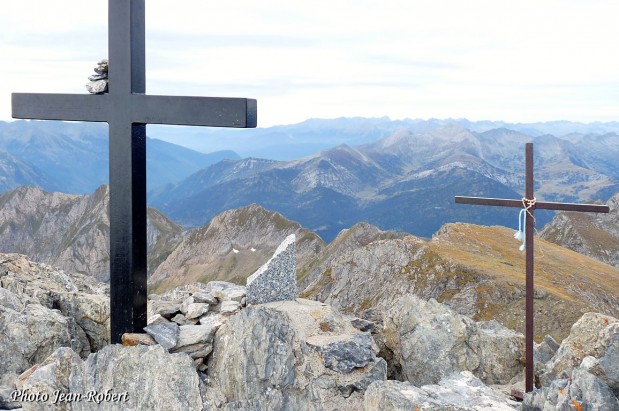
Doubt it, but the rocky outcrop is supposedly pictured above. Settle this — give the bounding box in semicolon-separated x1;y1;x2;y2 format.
0;253;109;351
540;312;618;385
524;312;619;410
540;192;619;268
0;185;184;282
381;294;524;385
0;290;88;390
150;204;325;293
0;253;109;406
303;223;619;342
16;345;203;411
364;372;520;411
205;299;386;410
299;222;406;289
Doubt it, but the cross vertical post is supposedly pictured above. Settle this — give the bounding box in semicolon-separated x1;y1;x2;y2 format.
524;143;534;393
455;142;609;393
12;0;257;343
108;0;148;344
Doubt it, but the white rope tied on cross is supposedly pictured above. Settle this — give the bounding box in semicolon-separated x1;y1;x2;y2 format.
514;197;536;251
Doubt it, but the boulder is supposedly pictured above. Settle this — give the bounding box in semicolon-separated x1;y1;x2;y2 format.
382;293;524;385
206;298;386;410
540;312;619;385
246;234;298;305
526;312;619;409
364;372;520;411
524;366;619;411
16;345;204;411
0;254;110;351
0;289;89;385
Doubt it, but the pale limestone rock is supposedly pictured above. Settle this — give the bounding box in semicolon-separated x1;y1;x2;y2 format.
524;367;619;411
147;313;170;325
207;281;246;302
185;302;210;319
364;372;520;411
219;300;241;315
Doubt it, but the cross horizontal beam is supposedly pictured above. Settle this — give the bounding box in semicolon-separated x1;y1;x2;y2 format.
455;196;610;213
12;93;258;128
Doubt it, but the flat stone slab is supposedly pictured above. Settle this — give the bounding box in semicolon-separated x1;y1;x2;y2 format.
144;322;180;351
246;234;298;305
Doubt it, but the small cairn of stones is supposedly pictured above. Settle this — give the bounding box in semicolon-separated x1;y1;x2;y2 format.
85;59;108;94
122;281;247;373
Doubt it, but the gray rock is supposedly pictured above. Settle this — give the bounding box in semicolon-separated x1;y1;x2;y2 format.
144;322;179;350
185;302;210;319
149;300;180;318
85;79;108;94
246;234;298;305
307;333;376;373
207;281;246;302
382;294;524;385
173;322;220;350
0;253;110;351
147;313;170;325
351;317;375;332
0;384;21;410
597;332;619;395
0;296;89;383
524;367;619;411
219;300;241;315
88;73;107;81
17;345;203;411
171;313;197;325
534;334;560;365
206;299;385;410
193;291;218;305
540;312;618;386
364;372;520;411
180;296;194;315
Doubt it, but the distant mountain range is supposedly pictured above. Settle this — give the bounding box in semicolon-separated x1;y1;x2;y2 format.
150;125;619;241
0;120;240;194
147;116;619;160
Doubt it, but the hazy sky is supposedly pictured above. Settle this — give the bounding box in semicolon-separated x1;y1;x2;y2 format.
2;0;618;127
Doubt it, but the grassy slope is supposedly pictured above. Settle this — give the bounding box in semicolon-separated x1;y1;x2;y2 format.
431;223;619;341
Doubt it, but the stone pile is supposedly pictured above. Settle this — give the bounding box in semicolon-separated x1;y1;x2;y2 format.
85;59;108;94
141;281;247;372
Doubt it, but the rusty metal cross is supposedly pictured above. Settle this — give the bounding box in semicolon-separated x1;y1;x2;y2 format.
455;142;609;393
11;0;257;343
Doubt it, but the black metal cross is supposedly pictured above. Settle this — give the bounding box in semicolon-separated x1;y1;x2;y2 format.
455;143;609;393
11;0;257;343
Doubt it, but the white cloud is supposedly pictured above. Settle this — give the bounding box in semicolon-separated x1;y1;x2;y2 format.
2;0;619;128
